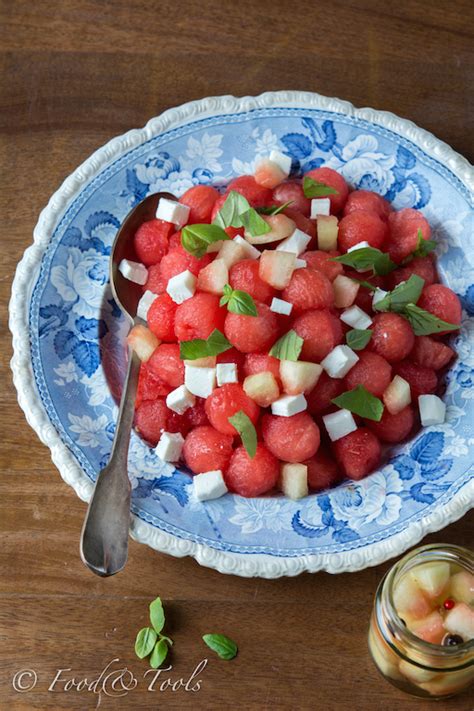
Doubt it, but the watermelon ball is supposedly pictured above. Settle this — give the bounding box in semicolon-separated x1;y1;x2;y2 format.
282;207;316;242
224;301;279;353
337;211;389;252
366;405;415;443
174;292;226;342
134;219;172;266
262;412;320;463
183;425;234;474
205;383;260;435
135;398;168;445
394;360;438;399
333;428;382;480
344;351;392;397
243;353;281;381
387;255;437;290
136;364;172;408
304;167;349;214
272;180;311;216
369;313;415;362
147;293;177;342
160;245;212;285
145;263;167;295
293;309;344;362
166;410;191;437
179;185;220;223
282;267;334;312
301;249;344;282
216;347;246;377
225;175;273;207
387;208;431;263
147;343;184;387
411;336;455;370
229;259;276;304
306;371;345;416
225;444;279;497
305;446;343;491
168;231;182;250
343;190;392;222
185;400;210;429
417;284;462;333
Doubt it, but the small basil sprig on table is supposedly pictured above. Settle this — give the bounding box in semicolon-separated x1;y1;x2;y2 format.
346;328;372;351
402;303;459;336
212;190;270;237
179;329;232;360
181;224;229;258
203;633;238;660
220;285;258;316
256;200;293;215
332;247;396;276
373;274;425;312
331;385;384;422
402;229;437;263
269;329;304;361
228;410;257;458
303;176;339;198
135;597;173;669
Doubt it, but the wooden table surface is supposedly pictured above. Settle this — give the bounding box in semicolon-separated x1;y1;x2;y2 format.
1;1;473;708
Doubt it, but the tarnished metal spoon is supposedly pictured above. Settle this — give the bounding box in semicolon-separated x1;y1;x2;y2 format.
80;191;176;576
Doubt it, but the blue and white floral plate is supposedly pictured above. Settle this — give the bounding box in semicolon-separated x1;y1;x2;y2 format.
10;92;474;577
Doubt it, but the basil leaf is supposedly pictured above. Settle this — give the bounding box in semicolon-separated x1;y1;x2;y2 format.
135;627;157;659
349;278;378;292
228;410;257;458
269;330;303;361
403;229;437;263
239;208;271;236
149;638;169;669
332;247;397;276
373;274;425;312
346;329;372;350
202;633;238;660
303;176;338;198
403;303;459;336
212;190;251;229
257;201;293;215
179;329;232;360
331;385;384;422
220;285;258;316
181;223;229;258
149;597;165;634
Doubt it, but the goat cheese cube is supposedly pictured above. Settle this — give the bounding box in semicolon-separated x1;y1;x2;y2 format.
155;432;184;462
166;270;196;304
269;149;292;177
185;365;216;398
323;409;358;442
155;197;190;228
372;288;388;308
340;305;373;330
216;363;238;386
294;258;307;269
193;470;228;501
321;345;359;378
310;198;331;218
166;385;195;414
118;259;148;285
347;241;370;253
418;394;446;426
233;235;261;259
137;290;158;321
271;393;307;417
270;297;293;316
276;228;311;256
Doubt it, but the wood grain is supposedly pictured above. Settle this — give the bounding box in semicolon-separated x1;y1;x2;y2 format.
0;0;473;708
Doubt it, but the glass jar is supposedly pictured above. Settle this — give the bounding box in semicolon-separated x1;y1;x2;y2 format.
368;543;474;699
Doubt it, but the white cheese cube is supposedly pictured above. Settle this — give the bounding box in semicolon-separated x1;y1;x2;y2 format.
166;270;196;304
276;228;311;256
340;305;373;330
118;259;148;286
156;197;190;228
323;409;358;442
185;365;216;398
294;258;307;269
216;363;238;386
137;290;158;321
269;149;292;177
270;297;293;316
233;235;261;259
372;288;388;308
279;463;308;500
166;385;195;414
271;393;307;417
321;345;359;378
418;394;446;426
155;432;184;462
193;470;228;501
310;198;331;218
347;241;370;253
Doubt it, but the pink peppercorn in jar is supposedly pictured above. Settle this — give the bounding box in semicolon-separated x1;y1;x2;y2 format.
368;544;473;699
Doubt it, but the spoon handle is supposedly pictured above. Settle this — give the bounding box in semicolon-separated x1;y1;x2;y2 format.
80;347;141;576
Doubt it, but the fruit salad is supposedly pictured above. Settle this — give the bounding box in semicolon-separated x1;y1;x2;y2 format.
118;151;462;502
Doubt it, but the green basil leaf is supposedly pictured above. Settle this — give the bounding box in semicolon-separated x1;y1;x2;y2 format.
159;634;173;646
149;597;165;634
403;303;460;336
303;176;339;198
135;627;157;659
202;633;238;660
228;410;257;458
402;229;437;263
212;190;251;229
149;638;169;669
332;247;397;276
346;329;373;351
179;329;232;360
331;385;384;422
349;278;378;292
181;223;229;258
219;285;258;316
374;274;425;313
269;330;304;361
239;207;271;236
257;200;293;215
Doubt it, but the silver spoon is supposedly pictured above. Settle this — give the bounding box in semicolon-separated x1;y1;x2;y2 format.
80;191;176;576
